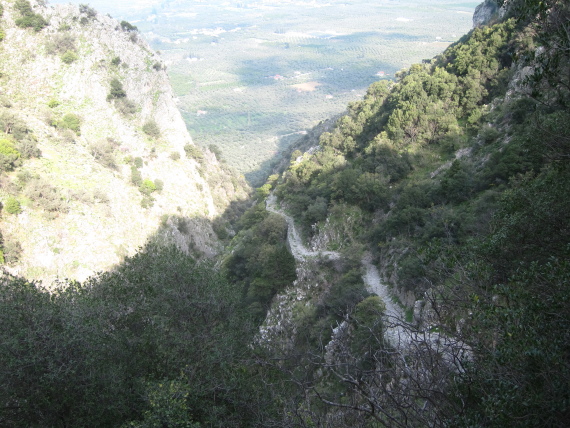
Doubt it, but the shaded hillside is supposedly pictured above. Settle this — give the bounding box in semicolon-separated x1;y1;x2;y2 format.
0;0;248;283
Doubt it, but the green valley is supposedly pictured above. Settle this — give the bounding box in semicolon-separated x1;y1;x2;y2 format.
52;0;476;185
1;1;569;427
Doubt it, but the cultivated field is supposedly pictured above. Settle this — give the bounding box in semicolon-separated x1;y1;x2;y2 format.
53;0;477;185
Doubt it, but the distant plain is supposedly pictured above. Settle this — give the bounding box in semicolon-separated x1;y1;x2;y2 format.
52;0;477;184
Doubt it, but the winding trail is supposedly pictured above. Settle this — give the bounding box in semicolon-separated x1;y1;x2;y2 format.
266;194;410;347
265;194;472;362
266;195;340;261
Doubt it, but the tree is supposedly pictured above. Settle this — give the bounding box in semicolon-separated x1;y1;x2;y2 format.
120;20;138;32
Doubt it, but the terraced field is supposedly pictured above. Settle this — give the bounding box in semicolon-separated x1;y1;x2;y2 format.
53;0;477;185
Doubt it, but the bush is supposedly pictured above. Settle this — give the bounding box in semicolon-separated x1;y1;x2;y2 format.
184;144;204;160
139;179;156;196
2;239;22;264
48;99;60;108
140;195;154;208
24;178;68;214
4;197;22;215
169;151;180;161
120;20;138;32
142;120;160;139
14;0;49;32
89;139;116;169
60;50;78;64
16;138;41;159
108;78;126;100
115;98;137;116
130;166;142;186
111;56;121;66
134;157;143;168
0;111;30;140
0;29;5;42
208;144;224;162
154;179;163;192
79;4;97;19
46;34;75;55
57;113;81;134
0;139;22;173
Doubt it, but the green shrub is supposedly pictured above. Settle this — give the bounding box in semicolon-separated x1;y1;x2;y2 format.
154;179;163;192
0;139;21;157
0;112;30;140
184;144;204;160
139;179;157;195
130;166;142;186
16;170;34;188
0;139;22;173
16;138;41;159
14;0;33;15
60;50;78;64
0;29;5;42
108;78;126;100
14;0;49;32
89;140;116;169
111;56;121;66
140;195;154;208
4;197;22;215
134;157;143;168
79;4;97;19
58;113;81;134
120;20;138;32
208;144;224;162
48;99;60;108
169;151;180;161
142;120;160;139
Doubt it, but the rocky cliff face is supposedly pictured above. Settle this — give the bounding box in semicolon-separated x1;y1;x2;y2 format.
473;0;499;27
0;1;248;283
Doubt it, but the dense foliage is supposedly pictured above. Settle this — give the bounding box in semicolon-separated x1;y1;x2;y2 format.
1;1;569;426
0;245;270;427
263;2;570;425
224;202;297;321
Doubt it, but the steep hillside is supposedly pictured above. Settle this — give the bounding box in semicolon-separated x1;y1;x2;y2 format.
226;0;570;425
0;1;568;427
0;0;248;282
